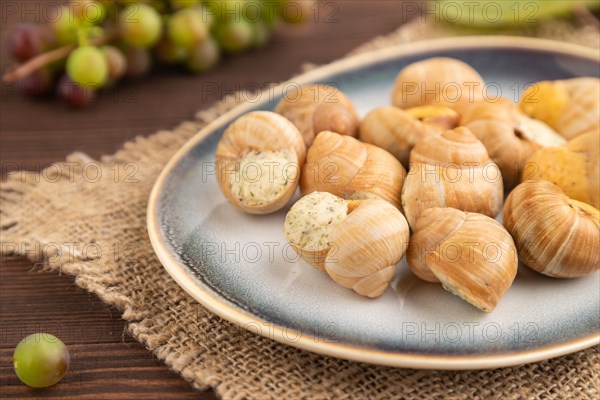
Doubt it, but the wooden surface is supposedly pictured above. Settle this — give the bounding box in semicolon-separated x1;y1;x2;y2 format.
0;1;414;398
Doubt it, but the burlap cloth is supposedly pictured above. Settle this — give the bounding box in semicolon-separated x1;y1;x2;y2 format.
2;18;599;399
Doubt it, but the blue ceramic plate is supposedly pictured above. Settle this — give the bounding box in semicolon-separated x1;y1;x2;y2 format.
148;37;600;369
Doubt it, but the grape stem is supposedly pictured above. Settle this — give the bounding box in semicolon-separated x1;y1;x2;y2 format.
2;33;114;83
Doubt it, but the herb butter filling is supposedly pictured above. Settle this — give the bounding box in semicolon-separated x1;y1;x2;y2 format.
230;150;295;206
284;192;348;251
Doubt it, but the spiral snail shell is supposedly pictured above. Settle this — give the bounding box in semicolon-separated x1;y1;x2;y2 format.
301;130;407;209
359;105;459;168
275;84;359;146
401;127;504;229
407;207;518;312
391;57;485;112
284;192;410;298
503;180;600;278
215;111;306;214
461;99;566;189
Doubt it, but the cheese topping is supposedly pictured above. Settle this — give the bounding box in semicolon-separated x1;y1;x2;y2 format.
284;192;347;250
230;150;296;206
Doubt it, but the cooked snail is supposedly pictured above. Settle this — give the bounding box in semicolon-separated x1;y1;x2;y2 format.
461;99;566;189
275;84;359;146
359;105;459;167
300;130;406;209
523;129;599;208
503;180;600;278
407;207;518;312
215;111;306;214
391;57;485;112
401;127;504;229
284;192;410;298
519;77;600;140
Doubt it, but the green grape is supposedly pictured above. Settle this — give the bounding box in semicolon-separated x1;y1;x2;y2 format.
154;35;189;64
185;36;220;72
66;45;109;88
167;7;210;49
48;6;81;45
260;0;280;27
207;0;252;24
214;18;253;53
251;20;271;48
279;0;313;24
124;47;153;78
72;0;107;25
102;45;128;81
13;333;70;388
242;0;261;21
118;3;163;48
240;0;277;25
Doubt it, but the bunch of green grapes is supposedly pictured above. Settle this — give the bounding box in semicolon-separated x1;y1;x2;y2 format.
6;0;315;108
437;0;600;28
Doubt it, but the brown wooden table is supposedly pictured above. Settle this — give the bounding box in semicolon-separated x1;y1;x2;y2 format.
1;1;414;398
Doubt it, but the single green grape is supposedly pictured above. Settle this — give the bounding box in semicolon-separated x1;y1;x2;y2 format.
66;45;109;88
251;20;271;48
167;7;210;49
279;0;312;24
13;333;70;388
214;18;254;53
123;47;153;78
155;35;189;64
242;0;261;22
260;0;280;27
185;35;221;72
207;0;249;23
72;0;107;25
102;45;128;81
238;0;277;25
49;6;81;45
118;3;163;48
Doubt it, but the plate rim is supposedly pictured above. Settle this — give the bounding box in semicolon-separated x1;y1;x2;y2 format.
147;36;600;370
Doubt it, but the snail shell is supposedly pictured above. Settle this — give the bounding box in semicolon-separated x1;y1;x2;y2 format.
461;99;566;189
401;127;504;229
359;105;459;168
284;192;410;298
503;180;600;278
300;131;407;209
523;129;599;209
275;84;359;146
215;111;306;214
407;207;518;312
405;105;460;131
391;57;485;112
519;77;600;140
